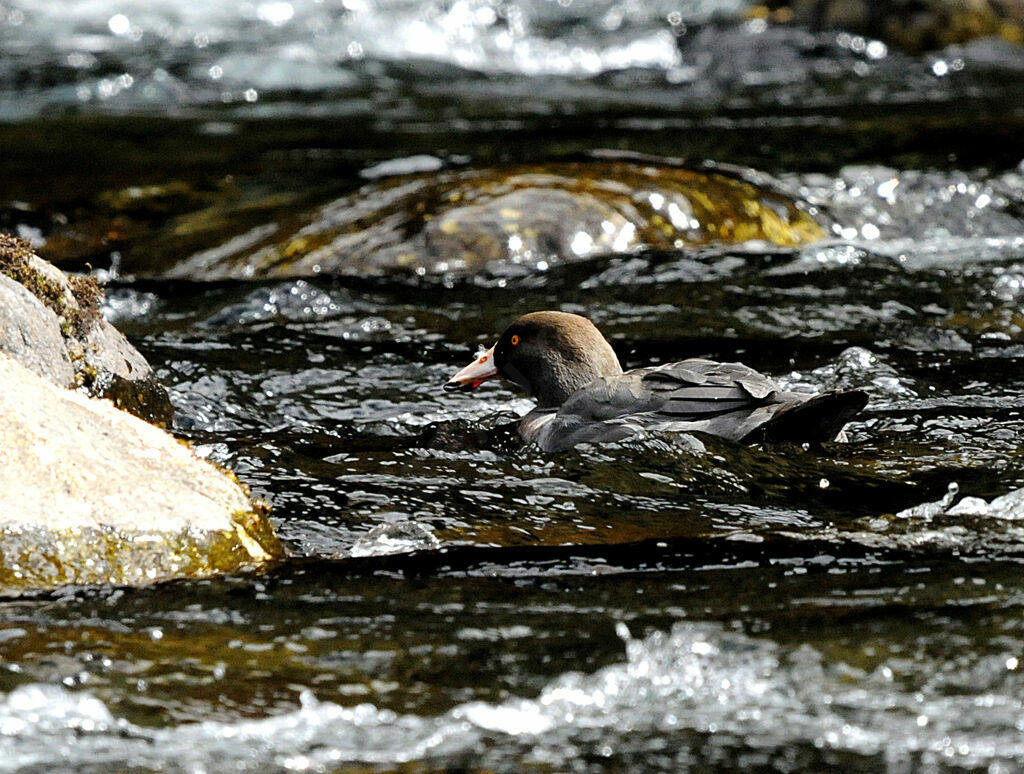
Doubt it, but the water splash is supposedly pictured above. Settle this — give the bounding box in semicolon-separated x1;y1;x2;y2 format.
2;0;1023;119
897;482;1024;521
348;519;440;557
779;346;917;400
4;620;1024;772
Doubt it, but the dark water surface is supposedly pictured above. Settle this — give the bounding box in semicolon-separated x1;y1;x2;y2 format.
3;0;1024;771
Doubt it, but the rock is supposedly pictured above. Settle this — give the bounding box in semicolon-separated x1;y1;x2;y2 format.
158;161;826;280
750;0;1024;52
0;354;282;593
0;233;173;426
421;188;638;269
0;274;75;387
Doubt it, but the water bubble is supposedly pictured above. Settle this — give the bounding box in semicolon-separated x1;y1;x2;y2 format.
570;231;594;256
66;52;94;69
611;222;636;252
865;40;887;60
257;1;294;26
876;177;899;203
666;202;691;230
108;14;131;36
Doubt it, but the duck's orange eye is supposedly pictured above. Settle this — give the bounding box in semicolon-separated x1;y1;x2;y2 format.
510;334;520;346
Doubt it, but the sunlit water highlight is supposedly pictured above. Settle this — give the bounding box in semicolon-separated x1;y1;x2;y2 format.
2;0;1022;119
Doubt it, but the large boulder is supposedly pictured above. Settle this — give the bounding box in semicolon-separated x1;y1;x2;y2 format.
0;354;282;593
0;233;172;426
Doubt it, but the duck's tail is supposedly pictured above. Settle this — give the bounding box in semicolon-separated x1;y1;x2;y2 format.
744;389;869;444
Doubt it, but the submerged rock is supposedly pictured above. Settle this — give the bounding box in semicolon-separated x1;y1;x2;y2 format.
0;355;282;593
0;234;172;426
161;161;826;280
751;0;1024;51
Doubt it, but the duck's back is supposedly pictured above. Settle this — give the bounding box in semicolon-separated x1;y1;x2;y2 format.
521;359;866;452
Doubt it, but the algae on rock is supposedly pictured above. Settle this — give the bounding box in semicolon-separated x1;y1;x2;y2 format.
0;233;173;426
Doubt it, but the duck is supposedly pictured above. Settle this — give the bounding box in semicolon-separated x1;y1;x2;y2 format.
443;311;867;452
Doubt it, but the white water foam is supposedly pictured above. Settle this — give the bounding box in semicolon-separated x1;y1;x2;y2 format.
3;620;1024;772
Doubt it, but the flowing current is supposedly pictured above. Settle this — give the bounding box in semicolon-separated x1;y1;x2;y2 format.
2;0;1024;772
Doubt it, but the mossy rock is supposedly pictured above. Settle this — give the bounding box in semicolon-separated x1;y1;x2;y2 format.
0;233;173;426
0;512;278;591
163;161;826;279
0;355;281;594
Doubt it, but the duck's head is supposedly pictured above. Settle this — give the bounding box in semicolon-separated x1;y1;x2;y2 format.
444;311;623;408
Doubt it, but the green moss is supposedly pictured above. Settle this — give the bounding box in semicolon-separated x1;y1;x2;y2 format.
0;232;101;339
0;505;284;594
231;502;285;561
0;233;67;316
67;273;104;335
1;232;174;425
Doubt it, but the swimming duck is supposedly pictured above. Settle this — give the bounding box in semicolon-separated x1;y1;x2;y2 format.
444;311;867;452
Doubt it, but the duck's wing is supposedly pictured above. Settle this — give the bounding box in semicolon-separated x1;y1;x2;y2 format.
638;359;782;420
523;359;866;451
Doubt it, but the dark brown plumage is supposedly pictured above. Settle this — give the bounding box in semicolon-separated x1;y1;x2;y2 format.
445;311;867;452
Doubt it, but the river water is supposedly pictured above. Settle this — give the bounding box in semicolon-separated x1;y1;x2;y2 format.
3;0;1024;772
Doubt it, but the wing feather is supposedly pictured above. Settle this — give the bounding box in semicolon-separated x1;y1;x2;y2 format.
519;358;863;451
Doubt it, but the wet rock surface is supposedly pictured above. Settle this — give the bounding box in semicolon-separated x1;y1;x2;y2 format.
157;162;825;279
753;0;1024;51
0;354;281;593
